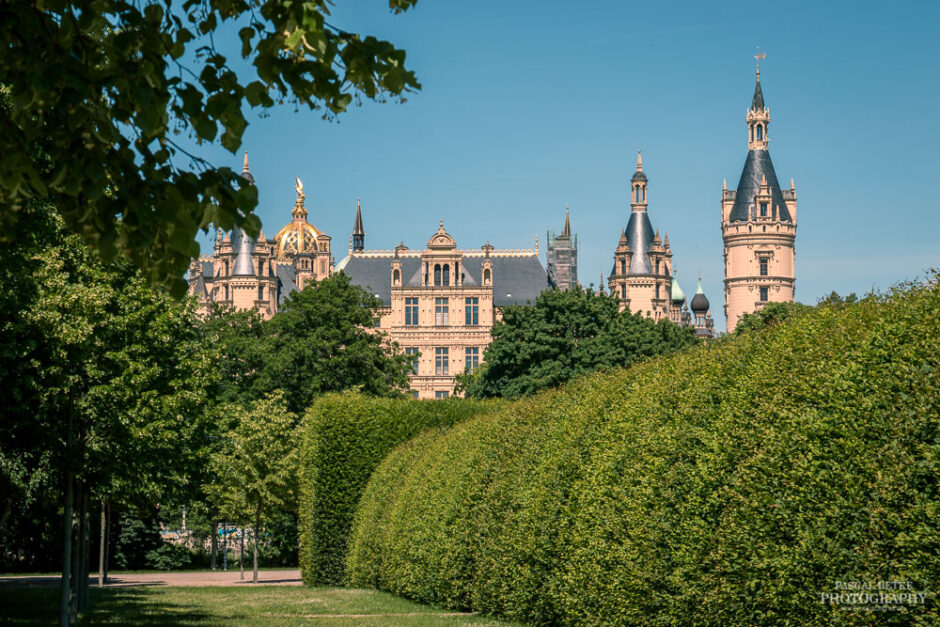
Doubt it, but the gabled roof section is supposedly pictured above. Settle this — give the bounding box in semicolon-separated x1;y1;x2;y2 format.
730;150;792;222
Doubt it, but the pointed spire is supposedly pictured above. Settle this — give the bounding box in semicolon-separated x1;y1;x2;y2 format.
561;204;571;237
240;151;255;185
243;151;250;173
790;177;795;191
664;232;670;247
636;150;643;171
352;197;365;253
723;178;727;191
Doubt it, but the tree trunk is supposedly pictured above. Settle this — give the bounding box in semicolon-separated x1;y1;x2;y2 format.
103;502;110;583
98;499;106;587
59;469;73;627
253;506;260;583
210;521;218;570
239;526;244;580
69;480;80;624
79;491;90;611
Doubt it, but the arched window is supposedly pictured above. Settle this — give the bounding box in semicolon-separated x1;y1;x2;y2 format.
620;259;626;274
442;264;450;286
750;126;754;141
756;125;763;140
434;264;441;286
393;269;400;284
483;268;491;284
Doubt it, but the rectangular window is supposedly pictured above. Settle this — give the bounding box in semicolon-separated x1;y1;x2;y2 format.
405;347;419;375
759;258;768;276
258;285;264;301
373;317;381;328
435;298;449;326
405;297;419;326
411;390;419;399
435;347;449;375
435;391;450;399
465;297;479;325
760;287;769;302
465;347;479;373
760;202;768;217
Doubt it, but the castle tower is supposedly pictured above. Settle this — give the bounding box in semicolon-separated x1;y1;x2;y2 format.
722;56;797;332
352;196;365;253
274;177;333;290
546;204;579;290
690;275;715;338
609;151;673;318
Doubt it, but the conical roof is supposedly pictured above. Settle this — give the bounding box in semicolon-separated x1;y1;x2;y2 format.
231;228;256;276
561;204;571;238
729;150;791;222
353;197;365;236
751;79;765;111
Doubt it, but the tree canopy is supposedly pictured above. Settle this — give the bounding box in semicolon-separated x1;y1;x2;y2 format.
0;0;420;296
458;286;697;399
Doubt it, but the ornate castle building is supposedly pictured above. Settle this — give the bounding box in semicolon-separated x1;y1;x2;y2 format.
608;152;713;335
337;214;549;399
545;206;578;291
722;59;797;332
188;156;333;319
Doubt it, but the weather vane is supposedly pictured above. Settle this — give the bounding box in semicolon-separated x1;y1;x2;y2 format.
754;47;766;79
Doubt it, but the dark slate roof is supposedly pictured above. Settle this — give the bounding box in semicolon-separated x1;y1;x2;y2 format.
626;210;654;274
275;264;297;306
729;150;792;223
201;260;214;278
690;292;710;313
231;228;256;276
751;79;765;111
631;170;647;183
336;253;549;307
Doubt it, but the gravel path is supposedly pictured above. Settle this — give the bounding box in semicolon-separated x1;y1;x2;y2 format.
0;569;302;587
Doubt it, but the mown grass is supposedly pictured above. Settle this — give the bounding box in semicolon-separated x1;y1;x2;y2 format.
0;585;515;625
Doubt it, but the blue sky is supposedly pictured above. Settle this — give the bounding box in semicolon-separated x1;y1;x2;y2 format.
192;0;940;330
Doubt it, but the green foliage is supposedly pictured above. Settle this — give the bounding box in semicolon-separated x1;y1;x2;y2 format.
347;278;940;625
0;1;420;295
459;285;697;399
251;273;413;414
144;543;194;571
733;300;814;334
298;393;496;585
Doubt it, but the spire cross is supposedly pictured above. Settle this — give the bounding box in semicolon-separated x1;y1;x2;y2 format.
754;48;766;80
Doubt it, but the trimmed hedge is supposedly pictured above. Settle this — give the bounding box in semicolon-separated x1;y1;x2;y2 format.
346;280;940;625
298;393;495;585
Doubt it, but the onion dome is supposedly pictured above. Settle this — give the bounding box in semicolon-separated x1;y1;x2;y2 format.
670;273;686;305
274;177;322;258
241;151;255;185
690;276;710;313
631;150;647;183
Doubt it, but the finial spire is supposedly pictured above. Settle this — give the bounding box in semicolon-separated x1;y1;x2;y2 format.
636;149;643;171
352;196;365;252
243;151;250;173
754;47;765;81
562;204;571;237
292;177;308;220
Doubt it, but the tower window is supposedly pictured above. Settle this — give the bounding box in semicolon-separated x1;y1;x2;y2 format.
620;259;626;274
760;202;768;217
393;269;401;285
759;259;768;276
405;297;419;326
435;297;449;325
435;347;449;375
442;264;450;286
620;284;626;299
434;264;442;286
465;297;479;325
258;285;263;301
756;125;763;140
483;268;491;284
759;287;769;302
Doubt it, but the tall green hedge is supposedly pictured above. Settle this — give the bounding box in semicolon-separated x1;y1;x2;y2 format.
346;280;940;625
298;393;494;585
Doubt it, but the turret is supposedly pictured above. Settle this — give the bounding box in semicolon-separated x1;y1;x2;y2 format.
352;196;365;253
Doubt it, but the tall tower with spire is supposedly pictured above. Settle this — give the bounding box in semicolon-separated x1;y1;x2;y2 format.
609;151;674;318
352;197;365;253
546;204;579;290
722;55;797;332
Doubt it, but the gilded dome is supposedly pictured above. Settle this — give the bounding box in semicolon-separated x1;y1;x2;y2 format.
274;178;322;258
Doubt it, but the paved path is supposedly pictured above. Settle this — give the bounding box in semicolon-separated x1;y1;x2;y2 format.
0;569;302;587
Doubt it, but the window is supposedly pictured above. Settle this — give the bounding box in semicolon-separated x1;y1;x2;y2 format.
465;347;479;373
620;284;626;299
258;285;264;301
393;269;400;284
405;348;419;374
405;298;419;326
442;264;450;286
411;390;419;399
760;202;768;217
435;297;449;325
620;259;626;274
655;284;660;299
435;347;449;375
435;391;450;399
434;264;441;286
483;268;491;284
258;260;264;275
760;287;769;302
756;125;763;140
224;285;229;301
465;297;479;325
373;317;381;328
759;258;768;276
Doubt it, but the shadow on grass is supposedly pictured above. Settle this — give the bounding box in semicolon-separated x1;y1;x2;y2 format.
0;586;214;625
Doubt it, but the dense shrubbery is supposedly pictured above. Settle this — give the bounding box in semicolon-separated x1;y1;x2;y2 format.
346;279;940;625
298;393;496;585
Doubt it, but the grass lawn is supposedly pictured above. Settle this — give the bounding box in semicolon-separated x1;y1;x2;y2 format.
0;585;515;625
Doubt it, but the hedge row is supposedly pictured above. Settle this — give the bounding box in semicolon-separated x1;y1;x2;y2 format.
346;280;940;625
298;393;495;585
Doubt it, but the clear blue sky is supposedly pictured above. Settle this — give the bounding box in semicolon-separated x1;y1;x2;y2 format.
193;0;940;330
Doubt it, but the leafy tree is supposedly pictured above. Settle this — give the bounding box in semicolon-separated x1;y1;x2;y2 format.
252;273;412;414
207;391;299;583
734;301;814;334
459;286;697;399
0;0;421;295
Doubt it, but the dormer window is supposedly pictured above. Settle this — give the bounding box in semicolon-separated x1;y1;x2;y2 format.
756;124;763;140
393;269;401;285
483;268;491;285
760;202;768;217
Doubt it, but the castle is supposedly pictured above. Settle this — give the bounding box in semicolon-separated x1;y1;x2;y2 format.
189;62;797;393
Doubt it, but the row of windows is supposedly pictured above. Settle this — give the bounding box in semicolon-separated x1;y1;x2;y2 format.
410;390;452;399
404;297;480;326
403;347;481;376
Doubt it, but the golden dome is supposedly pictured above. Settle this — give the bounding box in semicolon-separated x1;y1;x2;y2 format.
274;178;322;258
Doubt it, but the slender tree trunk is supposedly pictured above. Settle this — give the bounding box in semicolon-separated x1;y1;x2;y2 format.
210;521;218;570
98;499;106;587
252;505;260;583
69;480;80;624
239;526;244;580
103;502;110;583
59;468;73;627
79;491;89;611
